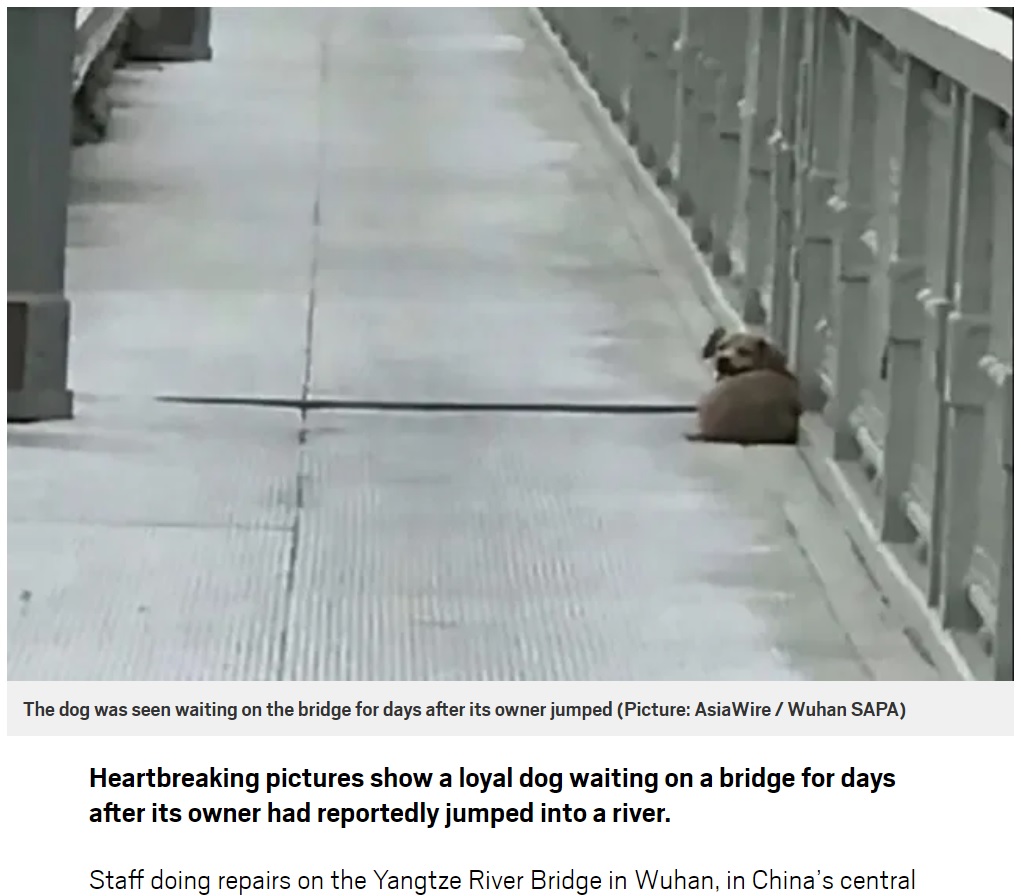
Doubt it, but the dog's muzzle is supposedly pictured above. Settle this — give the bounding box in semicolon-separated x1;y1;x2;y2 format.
715;356;737;377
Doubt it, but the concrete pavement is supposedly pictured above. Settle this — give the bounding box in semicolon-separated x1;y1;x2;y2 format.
7;8;939;680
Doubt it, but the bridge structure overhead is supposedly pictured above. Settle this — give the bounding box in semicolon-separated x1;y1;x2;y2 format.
5;8;1013;681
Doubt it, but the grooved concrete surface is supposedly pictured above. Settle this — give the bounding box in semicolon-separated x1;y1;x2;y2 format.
7;8;938;680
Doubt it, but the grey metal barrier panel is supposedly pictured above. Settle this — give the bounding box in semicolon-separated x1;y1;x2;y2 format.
126;8;213;62
8;8;129;425
539;8;1013;681
7;9;213;424
8;9;79;424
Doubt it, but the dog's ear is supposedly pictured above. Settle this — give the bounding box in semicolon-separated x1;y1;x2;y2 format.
701;326;727;359
756;337;790;374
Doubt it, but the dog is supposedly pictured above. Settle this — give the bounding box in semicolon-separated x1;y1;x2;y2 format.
686;327;802;445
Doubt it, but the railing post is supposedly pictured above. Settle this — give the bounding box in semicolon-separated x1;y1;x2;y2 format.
993;369;1013;680
915;77;961;609
737;10;780;326
981;123;1013;680
587;10;614;114
573;9;597;79
790;9;840;410
7;8;76;423
587;8;606;117
767;9;804;354
672;10;696;216
550;10;571;61
679;11;718;249
706;11;750;278
561;8;588;73
878;57;930;543
625;9;651;150
939;93;998;633
127;8;213;62
828;21;877;460
634;10;680;188
600;9;631;125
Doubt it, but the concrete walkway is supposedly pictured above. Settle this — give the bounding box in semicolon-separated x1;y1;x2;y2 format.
7;8;938;680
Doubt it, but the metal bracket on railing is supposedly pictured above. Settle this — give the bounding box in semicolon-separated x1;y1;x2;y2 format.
978;354;1012;388
804;170;839;239
944;312;993;408
736;97;756;121
826;194;849;215
1000;369;1013;472
766;129;789;151
887;257;927;338
917;288;951;385
979;355;1013;471
880;258;928;381
859;228;878;256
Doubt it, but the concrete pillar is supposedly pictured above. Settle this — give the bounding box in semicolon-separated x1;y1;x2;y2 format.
7;8;76;423
127;8;213;62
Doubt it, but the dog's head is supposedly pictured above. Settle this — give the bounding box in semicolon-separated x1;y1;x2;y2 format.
701;327;791;379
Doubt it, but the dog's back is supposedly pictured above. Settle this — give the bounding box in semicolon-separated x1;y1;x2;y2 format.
694;369;801;445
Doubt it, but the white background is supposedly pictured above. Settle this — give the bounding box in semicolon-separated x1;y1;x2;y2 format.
5;733;1016;894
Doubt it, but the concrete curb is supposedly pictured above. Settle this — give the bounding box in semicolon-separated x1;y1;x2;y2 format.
527;8;975;682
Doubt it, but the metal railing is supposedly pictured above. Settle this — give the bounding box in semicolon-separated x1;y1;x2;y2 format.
539;8;1013;681
73;7;130;92
71;8;214;143
71;7;132;145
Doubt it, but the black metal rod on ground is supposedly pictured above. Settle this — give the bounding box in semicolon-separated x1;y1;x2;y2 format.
157;396;703;415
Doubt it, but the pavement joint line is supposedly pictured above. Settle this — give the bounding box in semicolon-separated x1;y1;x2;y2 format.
273;19;333;683
156;396;702;415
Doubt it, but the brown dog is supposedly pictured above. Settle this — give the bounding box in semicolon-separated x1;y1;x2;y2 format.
687;327;801;445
